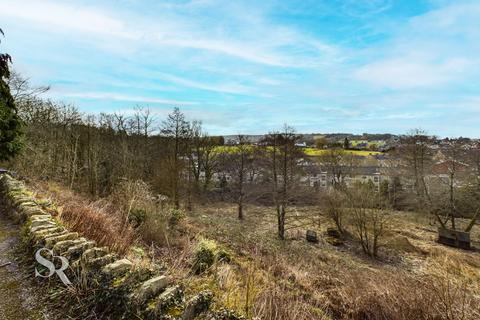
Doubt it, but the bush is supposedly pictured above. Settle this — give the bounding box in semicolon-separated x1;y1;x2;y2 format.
216;248;232;263
322;190;347;235
129;208;147;228
168;208;185;226
138;212;168;246
326;263;480;320
346;185;389;258
192;238;231;274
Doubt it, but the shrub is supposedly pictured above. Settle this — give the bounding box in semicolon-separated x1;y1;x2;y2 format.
34;181;136;255
216;248;232;263
192;238;231;274
168;208;185;226
322;190;347;235
212;308;246;320
59;201;136;255
193;239;217;274
326;263;480;320
346;185;389;258
138;211;168;246
129;208;147;228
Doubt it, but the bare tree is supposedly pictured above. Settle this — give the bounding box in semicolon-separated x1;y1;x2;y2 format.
466;140;480;193
263;125;302;240
187;121;220;194
161;107;190;209
443;139;464;229
317;148;360;189
226;135;253;220
322;189;347;235
6;71;49;106
347;185;389;258
398;129;435;205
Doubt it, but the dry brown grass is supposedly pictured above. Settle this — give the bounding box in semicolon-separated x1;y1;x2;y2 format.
23;180;480;319
178;203;480;320
32;181;136;255
325;265;479;320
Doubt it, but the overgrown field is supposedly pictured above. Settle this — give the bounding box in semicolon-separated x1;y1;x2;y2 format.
177;204;480;319
31;181;480;320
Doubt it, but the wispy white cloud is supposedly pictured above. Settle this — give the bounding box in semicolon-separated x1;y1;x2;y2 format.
0;0;337;68
56;91;196;105
352;1;480;90
341;0;394;18
354;56;472;89
0;1;137;39
2;0;480;136
156;73;252;95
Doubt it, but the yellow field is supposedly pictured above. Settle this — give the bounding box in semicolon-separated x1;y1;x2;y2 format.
214;145;382;157
213;145;255;153
303;147;382;157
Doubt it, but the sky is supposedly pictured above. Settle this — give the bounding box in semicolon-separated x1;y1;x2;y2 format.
0;0;479;137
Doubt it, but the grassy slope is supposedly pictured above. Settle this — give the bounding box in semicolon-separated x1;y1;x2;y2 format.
180;204;480;319
29;180;480;320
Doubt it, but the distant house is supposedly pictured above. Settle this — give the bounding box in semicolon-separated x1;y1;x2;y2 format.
426;160;471;189
306;166;383;190
306;171;329;188
355;142;368;149
431;160;470;176
344;166;383;189
295;142;307;148
432;160;470;176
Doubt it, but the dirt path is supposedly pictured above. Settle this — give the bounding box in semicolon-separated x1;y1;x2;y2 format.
0;213;50;319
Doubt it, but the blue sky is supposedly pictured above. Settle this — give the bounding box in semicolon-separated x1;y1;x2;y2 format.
1;0;479;137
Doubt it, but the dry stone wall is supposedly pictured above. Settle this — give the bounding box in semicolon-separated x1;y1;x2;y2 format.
0;173;231;320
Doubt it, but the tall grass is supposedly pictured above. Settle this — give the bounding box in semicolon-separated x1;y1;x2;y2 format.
34;181;136;255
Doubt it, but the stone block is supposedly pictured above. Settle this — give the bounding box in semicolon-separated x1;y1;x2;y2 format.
102;258;133;277
82;247;109;260
134;275;170;303
182;290;213;320
65;241;96;260
45;232;78;249
52;238;87;255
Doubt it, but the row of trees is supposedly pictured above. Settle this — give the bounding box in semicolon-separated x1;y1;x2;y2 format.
396;129;480;230
3;70;310;239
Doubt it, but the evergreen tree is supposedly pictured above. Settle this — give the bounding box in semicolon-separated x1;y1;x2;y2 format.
343;137;350;150
0;28;23;161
